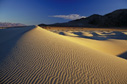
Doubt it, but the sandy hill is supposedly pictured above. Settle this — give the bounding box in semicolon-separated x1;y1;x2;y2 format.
0;26;127;84
53;30;127;58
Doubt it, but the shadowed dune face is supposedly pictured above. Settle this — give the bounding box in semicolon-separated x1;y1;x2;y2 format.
118;51;127;59
0;26;127;84
0;26;35;63
57;30;127;40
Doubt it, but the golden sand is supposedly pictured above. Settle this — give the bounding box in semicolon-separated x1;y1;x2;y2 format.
0;26;127;84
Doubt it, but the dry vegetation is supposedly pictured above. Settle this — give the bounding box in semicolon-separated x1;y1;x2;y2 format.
41;26;127;31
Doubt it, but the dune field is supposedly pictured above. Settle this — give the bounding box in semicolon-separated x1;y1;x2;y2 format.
0;26;127;84
51;30;127;58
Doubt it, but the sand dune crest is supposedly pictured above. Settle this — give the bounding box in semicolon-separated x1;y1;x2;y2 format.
0;26;127;84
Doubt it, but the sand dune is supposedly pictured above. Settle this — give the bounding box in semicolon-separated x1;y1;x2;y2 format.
53;30;127;58
0;26;127;84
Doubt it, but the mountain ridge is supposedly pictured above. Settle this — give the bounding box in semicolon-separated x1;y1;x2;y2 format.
0;22;26;27
39;9;127;28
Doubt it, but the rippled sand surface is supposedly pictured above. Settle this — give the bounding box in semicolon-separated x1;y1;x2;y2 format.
0;26;127;84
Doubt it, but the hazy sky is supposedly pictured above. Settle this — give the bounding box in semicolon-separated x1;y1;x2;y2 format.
0;0;127;25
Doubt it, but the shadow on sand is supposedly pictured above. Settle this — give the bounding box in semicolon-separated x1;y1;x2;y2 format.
118;51;127;59
59;31;127;40
58;31;127;60
0;26;35;63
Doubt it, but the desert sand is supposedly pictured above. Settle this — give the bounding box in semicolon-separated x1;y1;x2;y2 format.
0;26;127;84
52;30;127;58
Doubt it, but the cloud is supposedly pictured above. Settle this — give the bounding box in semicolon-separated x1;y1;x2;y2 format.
50;14;86;20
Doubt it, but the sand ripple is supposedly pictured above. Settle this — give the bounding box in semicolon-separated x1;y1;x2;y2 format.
0;26;127;84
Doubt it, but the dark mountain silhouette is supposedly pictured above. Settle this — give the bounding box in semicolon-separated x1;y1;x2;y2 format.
39;9;127;28
0;22;26;27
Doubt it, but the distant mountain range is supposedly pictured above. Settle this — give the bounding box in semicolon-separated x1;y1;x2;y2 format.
0;22;26;27
39;9;127;28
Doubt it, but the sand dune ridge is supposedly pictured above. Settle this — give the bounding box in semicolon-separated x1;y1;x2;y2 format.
0;26;127;84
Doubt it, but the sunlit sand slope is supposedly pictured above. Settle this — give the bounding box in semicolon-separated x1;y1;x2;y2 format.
0;26;127;84
55;30;127;58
